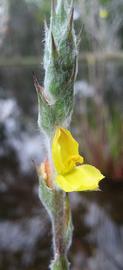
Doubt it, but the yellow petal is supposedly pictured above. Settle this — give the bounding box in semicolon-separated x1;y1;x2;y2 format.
52;128;84;174
55;164;104;192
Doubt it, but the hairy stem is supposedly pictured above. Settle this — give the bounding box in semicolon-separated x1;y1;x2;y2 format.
50;191;70;270
52;191;66;255
38;174;73;269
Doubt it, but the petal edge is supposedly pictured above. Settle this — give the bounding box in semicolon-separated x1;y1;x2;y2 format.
55;164;104;192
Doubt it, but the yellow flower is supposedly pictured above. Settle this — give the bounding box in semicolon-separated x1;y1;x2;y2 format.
99;8;109;19
52;128;104;192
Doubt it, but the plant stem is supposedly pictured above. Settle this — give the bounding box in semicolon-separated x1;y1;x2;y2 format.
50;190;70;270
50;255;69;270
38;165;73;270
52;191;65;254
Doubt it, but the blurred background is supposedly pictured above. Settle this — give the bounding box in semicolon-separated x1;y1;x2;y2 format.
0;0;123;269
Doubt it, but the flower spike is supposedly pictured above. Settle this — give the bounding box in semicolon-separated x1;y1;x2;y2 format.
36;0;78;133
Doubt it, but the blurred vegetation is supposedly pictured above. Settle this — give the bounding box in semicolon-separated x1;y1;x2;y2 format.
78;0;123;51
0;0;123;57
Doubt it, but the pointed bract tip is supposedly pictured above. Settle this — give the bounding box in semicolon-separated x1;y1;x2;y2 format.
33;72;42;93
33;72;50;105
66;7;74;39
77;26;83;47
69;7;74;29
51;32;58;54
66;56;78;85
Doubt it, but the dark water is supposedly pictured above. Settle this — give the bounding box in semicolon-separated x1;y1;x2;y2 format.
0;61;123;270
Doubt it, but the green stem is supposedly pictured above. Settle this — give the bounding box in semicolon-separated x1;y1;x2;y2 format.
52;191;66;254
38;176;73;270
50;255;69;270
50;190;70;270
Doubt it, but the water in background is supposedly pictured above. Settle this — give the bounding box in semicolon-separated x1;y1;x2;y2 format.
0;61;123;270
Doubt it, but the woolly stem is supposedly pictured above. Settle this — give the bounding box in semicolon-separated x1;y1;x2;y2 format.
50;190;70;270
52;191;66;254
38;172;73;270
